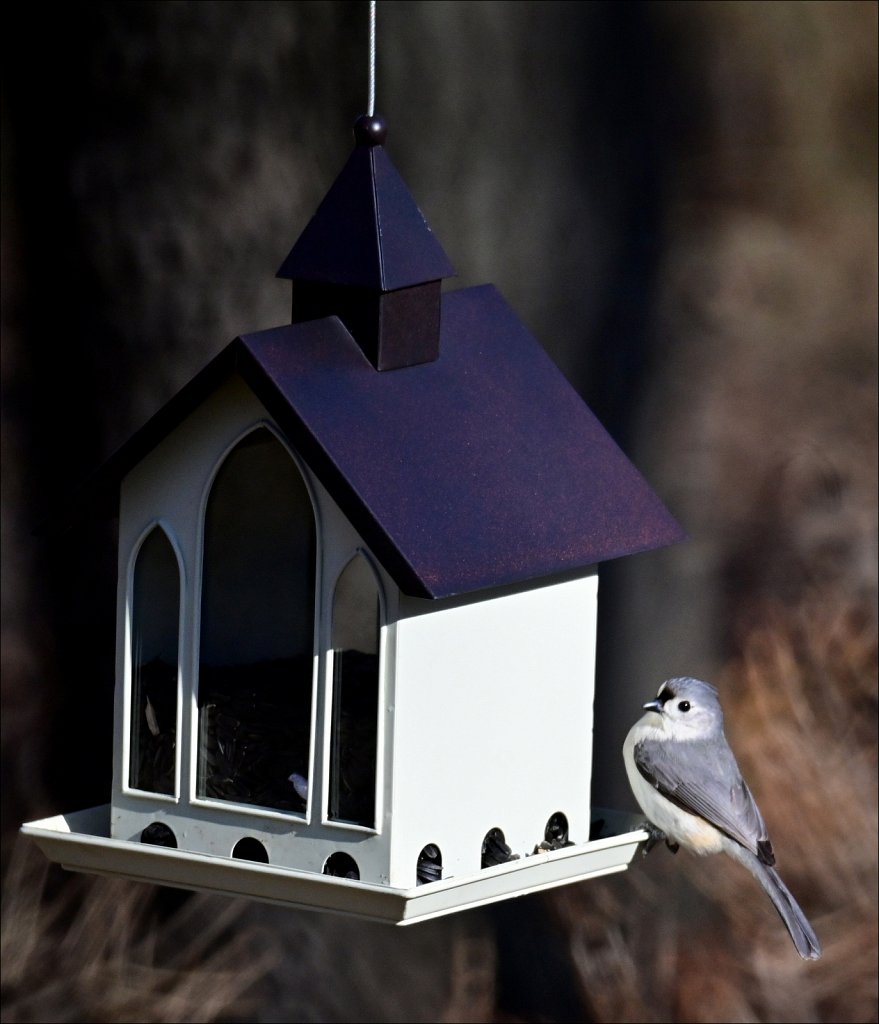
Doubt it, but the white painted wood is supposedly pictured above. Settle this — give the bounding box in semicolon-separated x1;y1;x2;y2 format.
389;575;598;887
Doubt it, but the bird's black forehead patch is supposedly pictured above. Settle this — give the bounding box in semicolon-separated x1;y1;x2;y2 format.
657;685;675;705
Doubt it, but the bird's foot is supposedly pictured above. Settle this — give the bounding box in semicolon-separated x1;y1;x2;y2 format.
639;822;669;857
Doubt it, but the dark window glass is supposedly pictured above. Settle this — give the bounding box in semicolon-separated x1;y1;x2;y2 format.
130;528;179;795
328;555;380;827
197;429;316;812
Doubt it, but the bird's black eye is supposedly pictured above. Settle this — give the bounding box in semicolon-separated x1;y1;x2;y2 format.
678;701;691;713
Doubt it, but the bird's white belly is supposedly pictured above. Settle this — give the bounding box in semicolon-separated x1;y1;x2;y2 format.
623;726;724;855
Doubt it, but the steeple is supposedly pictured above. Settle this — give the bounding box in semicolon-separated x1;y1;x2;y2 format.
277;115;455;370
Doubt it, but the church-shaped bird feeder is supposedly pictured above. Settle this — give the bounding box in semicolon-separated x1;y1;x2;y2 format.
22;113;684;925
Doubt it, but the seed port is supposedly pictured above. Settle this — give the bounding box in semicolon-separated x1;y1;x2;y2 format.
140;822;177;848
323;851;360;880
541;811;572;850
232;836;269;863
416;843;443;885
481;827;519;868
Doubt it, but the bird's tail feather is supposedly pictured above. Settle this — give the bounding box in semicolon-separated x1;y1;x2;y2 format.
728;844;821;960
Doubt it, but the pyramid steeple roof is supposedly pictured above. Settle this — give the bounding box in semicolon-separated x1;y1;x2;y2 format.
277;116;455;291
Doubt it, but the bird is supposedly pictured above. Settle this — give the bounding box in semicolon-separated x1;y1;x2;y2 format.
623;676;822;960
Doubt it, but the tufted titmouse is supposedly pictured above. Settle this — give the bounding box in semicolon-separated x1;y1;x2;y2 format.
623;676;821;960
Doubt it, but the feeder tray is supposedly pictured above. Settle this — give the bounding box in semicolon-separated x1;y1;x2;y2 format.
21;806;648;925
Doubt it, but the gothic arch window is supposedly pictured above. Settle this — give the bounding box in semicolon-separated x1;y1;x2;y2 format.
129;526;180;796
196;427;316;813
328;553;381;828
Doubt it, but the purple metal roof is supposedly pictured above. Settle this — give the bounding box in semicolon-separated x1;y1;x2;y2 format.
103;284;682;599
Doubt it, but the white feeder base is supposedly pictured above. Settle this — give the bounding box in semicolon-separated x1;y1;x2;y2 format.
21;805;648;925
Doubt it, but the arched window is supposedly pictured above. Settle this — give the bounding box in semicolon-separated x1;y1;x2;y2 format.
328;554;381;827
197;428;316;812
129;527;179;795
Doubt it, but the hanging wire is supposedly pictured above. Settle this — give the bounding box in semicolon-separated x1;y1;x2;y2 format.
368;1;377;116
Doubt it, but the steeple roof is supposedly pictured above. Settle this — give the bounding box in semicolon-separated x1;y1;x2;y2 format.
277;116;455;292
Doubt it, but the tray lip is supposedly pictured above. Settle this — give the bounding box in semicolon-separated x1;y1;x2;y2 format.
21;804;648;925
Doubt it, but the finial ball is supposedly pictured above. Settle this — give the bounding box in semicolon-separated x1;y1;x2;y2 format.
353;114;387;147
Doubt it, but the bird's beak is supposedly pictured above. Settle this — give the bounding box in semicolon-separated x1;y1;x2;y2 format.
642;698;664;714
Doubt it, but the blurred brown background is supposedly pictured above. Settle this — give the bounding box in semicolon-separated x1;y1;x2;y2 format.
2;2;876;1021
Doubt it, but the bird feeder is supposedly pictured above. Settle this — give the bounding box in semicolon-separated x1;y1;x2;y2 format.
22;114;684;925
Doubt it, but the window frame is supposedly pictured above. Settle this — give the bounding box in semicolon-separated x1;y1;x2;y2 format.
189;423;322;823
323;550;386;834
122;520;185;803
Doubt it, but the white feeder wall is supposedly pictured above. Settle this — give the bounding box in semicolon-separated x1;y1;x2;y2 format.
388;576;597;886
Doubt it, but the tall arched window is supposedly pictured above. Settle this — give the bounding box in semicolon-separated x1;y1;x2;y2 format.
197;428;316;813
129;527;179;795
329;554;381;827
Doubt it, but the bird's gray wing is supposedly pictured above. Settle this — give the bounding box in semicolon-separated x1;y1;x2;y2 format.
634;736;774;864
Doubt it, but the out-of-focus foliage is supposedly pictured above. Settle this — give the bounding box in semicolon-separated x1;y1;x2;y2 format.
1;845;276;1023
